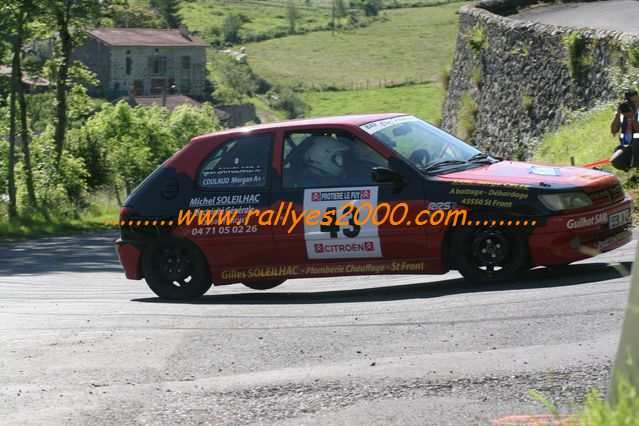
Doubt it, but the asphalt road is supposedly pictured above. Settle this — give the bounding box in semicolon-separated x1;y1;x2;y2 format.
0;230;635;425
511;0;639;34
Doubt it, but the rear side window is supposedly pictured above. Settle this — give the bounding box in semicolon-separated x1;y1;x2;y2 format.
198;133;273;189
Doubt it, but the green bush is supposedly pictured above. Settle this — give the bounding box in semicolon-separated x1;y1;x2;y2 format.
272;87;310;119
211;55;257;104
563;31;586;79
466;25;486;54
221;12;251;44
102;4;165;28
168;103;223;142
529;374;638;426
625;42;639;68
68;101;222;198
579;375;639;425
359;0;384;17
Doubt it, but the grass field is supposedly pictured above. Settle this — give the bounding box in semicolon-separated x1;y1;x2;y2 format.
300;82;443;122
532;102;639;207
180;0;332;42
245;3;465;88
177;0;463;44
533;104;617;168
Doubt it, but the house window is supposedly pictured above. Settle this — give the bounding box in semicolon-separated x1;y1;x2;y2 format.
151;79;167;95
148;57;167;75
125;57;132;75
181;79;191;94
181;55;191;69
133;80;144;95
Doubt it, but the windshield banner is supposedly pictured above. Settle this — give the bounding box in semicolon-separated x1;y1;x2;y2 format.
359;115;419;135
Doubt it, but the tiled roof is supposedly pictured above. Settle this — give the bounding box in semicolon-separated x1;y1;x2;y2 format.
87;28;209;47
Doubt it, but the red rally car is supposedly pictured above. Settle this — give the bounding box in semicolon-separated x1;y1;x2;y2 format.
115;114;633;299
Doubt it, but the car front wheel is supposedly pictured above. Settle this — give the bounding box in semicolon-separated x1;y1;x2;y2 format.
451;217;529;284
142;237;212;300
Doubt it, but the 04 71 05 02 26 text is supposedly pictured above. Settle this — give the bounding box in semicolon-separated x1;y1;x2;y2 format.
168;201;537;234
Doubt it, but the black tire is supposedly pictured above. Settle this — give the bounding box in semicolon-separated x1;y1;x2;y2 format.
546;264;572;270
142;237;212;300
451;215;529;284
242;280;286;290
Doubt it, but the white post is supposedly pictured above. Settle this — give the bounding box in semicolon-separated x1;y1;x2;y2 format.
608;243;639;402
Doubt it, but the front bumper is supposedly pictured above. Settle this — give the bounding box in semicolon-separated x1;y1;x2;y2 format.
115;239;146;280
528;197;633;266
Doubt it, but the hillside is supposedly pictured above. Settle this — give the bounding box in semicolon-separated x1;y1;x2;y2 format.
127;0;467;121
244;3;463;89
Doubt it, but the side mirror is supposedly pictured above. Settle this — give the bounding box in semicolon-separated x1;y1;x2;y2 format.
372;167;410;191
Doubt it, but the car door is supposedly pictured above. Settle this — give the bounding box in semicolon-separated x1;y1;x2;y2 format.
271;127;427;266
184;131;280;273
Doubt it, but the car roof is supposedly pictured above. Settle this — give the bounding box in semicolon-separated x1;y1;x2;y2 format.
190;113;408;144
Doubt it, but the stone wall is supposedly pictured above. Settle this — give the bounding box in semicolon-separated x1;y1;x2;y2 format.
223;104;257;128
71;37;111;96
109;46;207;98
442;0;639;159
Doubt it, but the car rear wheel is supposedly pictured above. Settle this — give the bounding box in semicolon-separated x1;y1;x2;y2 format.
451;217;529;284
142;237;212;300
242;280;286;290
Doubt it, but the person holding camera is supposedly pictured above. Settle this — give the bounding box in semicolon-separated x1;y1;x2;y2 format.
610;90;639;170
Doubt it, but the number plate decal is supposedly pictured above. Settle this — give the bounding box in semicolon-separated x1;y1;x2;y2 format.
609;209;631;229
303;187;382;259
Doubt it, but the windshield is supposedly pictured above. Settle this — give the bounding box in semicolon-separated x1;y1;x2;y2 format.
360;116;495;174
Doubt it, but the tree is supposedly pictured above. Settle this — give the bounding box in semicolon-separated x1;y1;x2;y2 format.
46;0;109;167
286;0;300;33
68;101;221;199
359;0;382;16
211;55;257;104
149;0;182;29
335;0;347;20
272;87;309;119
103;4;165;28
2;0;40;217
221;12;249;44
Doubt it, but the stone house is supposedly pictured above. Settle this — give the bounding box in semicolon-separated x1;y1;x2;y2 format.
72;27;208;99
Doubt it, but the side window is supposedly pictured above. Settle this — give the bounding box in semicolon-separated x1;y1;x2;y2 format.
198;133;273;190
282;130;388;188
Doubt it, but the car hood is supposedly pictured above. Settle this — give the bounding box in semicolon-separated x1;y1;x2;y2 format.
436;161;618;192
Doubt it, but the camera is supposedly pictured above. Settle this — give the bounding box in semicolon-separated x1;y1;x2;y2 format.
619;100;634;114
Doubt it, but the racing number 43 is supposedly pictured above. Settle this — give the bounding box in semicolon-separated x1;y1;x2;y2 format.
320;207;361;238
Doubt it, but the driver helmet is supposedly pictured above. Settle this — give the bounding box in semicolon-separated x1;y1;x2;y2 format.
302;136;349;177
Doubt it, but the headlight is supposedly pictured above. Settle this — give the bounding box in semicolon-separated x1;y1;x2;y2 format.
538;192;592;211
